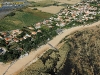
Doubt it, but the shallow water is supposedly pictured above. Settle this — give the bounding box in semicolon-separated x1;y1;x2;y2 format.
0;10;12;19
0;6;24;19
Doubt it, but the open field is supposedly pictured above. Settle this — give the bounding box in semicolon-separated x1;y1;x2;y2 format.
28;0;81;4
27;0;82;15
29;6;64;14
54;0;81;4
0;20;100;75
0;8;52;31
29;0;57;7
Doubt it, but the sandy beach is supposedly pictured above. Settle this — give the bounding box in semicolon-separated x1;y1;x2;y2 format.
0;21;100;75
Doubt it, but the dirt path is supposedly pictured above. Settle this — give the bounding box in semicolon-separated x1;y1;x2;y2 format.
0;21;100;75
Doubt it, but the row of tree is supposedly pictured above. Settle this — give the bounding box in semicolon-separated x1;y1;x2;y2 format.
0;24;58;62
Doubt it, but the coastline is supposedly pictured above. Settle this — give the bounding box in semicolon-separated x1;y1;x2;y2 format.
0;20;100;75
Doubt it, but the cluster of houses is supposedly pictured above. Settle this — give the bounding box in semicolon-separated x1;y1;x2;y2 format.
0;28;42;44
34;1;99;29
0;29;22;43
0;0;100;55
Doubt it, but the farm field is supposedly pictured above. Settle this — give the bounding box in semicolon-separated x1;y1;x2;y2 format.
29;0;57;7
27;0;82;15
54;0;81;4
0;0;82;31
29;6;64;14
0;8;53;31
28;0;81;4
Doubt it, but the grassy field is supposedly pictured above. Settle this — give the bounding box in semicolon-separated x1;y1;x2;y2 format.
30;6;64;14
27;0;82;16
29;0;58;7
54;0;81;4
0;8;53;31
28;0;64;14
28;0;81;5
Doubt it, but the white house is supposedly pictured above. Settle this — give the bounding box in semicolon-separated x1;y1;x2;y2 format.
0;47;6;55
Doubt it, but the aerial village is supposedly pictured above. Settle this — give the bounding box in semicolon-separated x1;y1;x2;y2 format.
0;0;100;62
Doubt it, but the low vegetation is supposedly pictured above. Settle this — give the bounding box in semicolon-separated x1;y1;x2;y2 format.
58;26;100;75
28;0;59;7
0;0;100;63
28;0;81;5
18;49;60;75
0;23;57;62
18;25;100;75
0;8;53;31
34;6;64;14
18;42;70;75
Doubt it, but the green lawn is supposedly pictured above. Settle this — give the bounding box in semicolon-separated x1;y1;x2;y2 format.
0;8;53;31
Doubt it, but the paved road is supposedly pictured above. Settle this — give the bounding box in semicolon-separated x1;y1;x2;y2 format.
0;21;100;75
